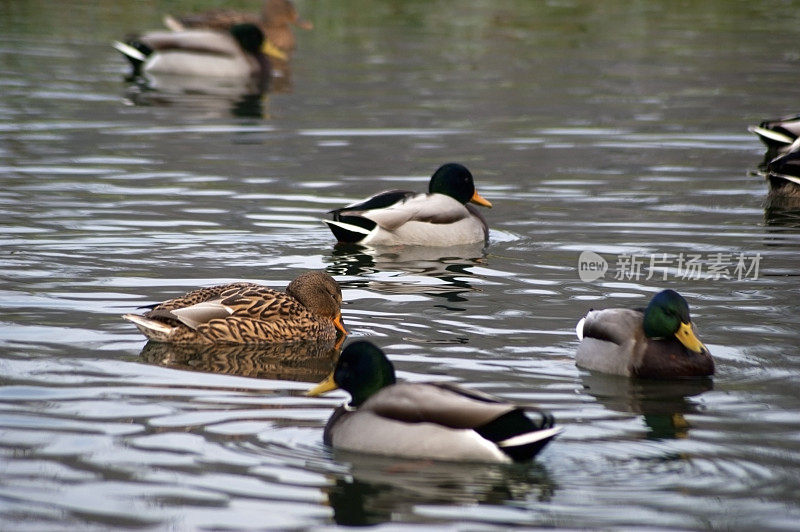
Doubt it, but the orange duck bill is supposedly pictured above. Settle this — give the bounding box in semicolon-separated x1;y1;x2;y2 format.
334;313;347;336
470;190;492;208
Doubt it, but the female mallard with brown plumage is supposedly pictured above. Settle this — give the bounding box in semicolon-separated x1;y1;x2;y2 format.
123;271;346;344
307;341;562;462
575;289;713;378
163;0;313;62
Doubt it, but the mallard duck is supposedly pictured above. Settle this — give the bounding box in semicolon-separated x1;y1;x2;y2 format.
764;147;800;193
163;0;312;61
113;23;270;80
324;163;493;247
123;271;346;344
575;289;713;378
306;341;562;462
749;114;800;153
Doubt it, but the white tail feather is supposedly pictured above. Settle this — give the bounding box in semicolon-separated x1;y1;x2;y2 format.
322;219;372;236
122;314;174;340
497;426;564;448
771;173;800;186
575;317;586;340
749;125;794;145
112;41;146;62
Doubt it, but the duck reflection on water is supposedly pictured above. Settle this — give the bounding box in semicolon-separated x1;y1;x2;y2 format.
328;242;487;307
121;75;270;119
323;452;556;526
756;150;800;213
760;149;800;214
579;371;713;440
763;205;800;228
138;338;342;383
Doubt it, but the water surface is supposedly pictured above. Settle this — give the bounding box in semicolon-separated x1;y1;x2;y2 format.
1;0;799;529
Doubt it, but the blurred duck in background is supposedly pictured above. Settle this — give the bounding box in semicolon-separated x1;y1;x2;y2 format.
749;114;800;209
113;23;270;83
113;22;272;117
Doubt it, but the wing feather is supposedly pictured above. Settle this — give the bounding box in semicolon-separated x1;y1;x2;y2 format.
365;382;515;429
140;30;241;57
579;308;643;346
331;189;414;215
166;300;233;329
358;193;471;231
143;283;310;329
147;282;257;312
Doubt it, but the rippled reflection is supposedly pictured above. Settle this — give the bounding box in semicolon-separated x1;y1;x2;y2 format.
579;371;713;440
3;0;800;529
121;76;269;119
323;452;555;526
138;339;342;383
329;243;486;306
763;206;800;228
763;192;800;216
751;148;800;213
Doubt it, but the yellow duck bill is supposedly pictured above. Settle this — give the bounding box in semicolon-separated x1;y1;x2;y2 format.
675;321;705;353
306;372;338;396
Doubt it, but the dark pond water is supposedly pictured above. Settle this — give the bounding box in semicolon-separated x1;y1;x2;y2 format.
2;0;799;529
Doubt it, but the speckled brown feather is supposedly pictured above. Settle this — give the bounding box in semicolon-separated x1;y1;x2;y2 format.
148;282;257;312
124;272;344;344
177;10;261;32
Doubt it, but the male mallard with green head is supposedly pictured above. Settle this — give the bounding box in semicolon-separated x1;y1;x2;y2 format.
307;341;562;462
324;163;493;247
123;271;346;344
575;289;713;378
114;23;270;80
